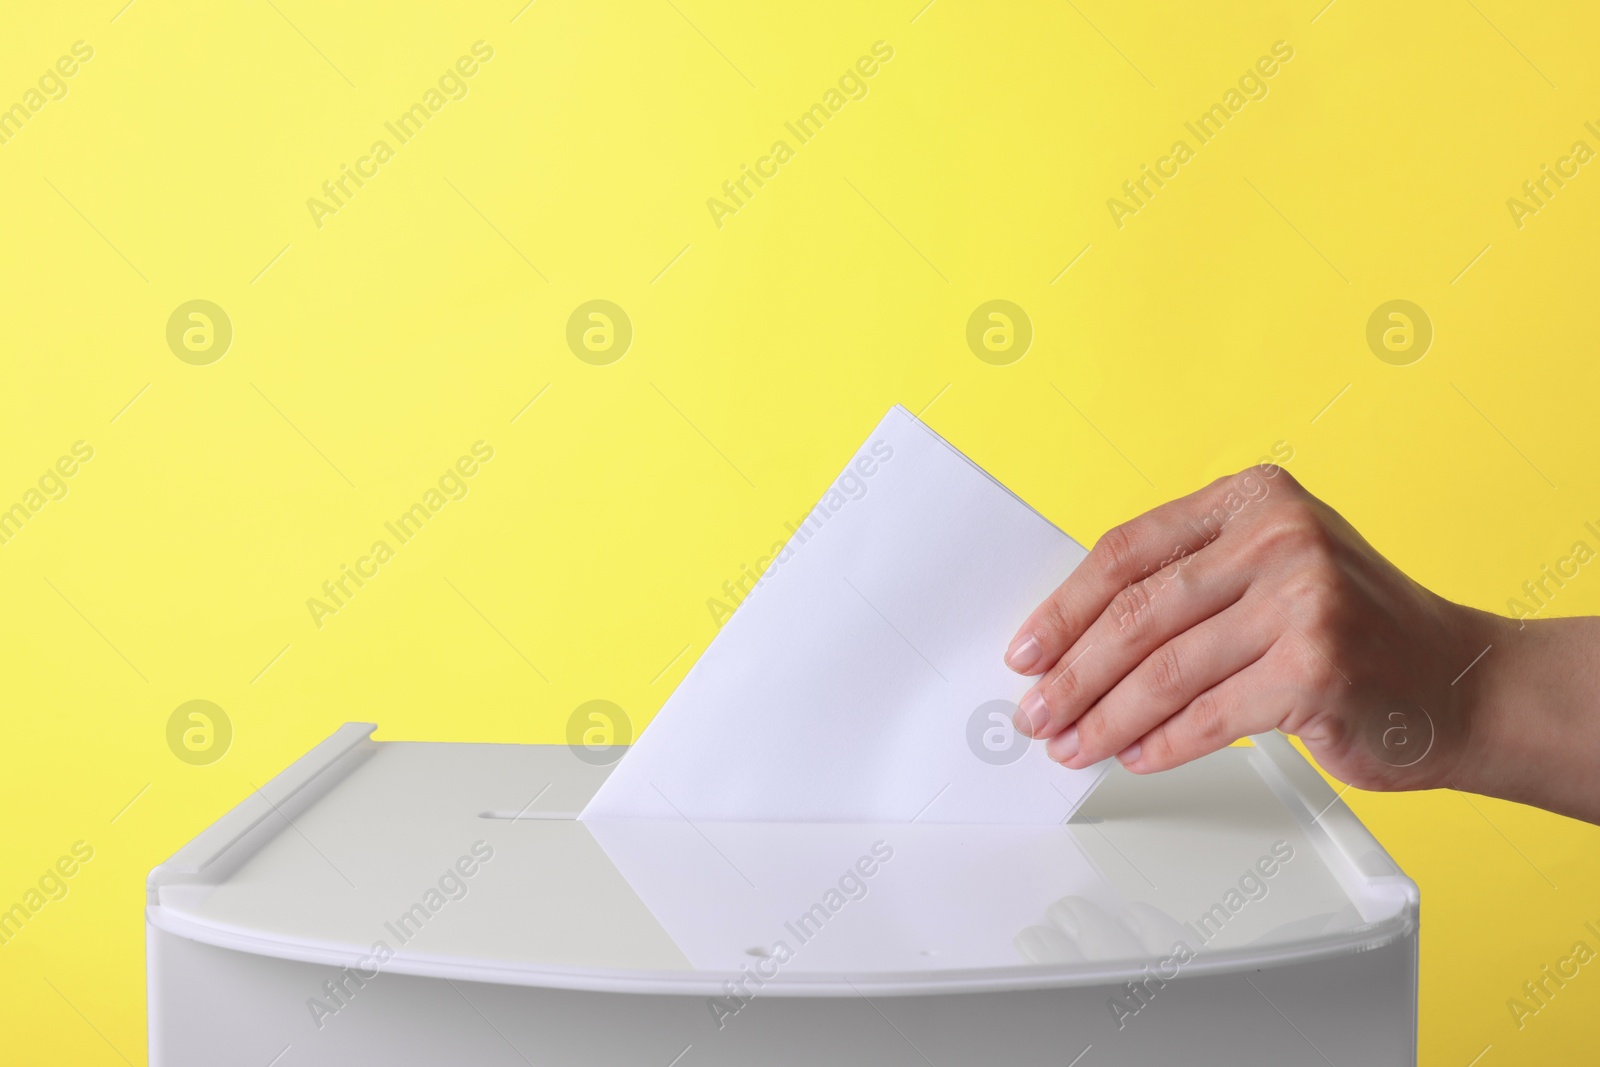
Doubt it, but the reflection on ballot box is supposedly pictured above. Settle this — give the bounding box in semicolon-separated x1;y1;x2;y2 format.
147;724;1418;1065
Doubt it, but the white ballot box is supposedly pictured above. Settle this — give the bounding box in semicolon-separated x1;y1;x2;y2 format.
147;723;1418;1065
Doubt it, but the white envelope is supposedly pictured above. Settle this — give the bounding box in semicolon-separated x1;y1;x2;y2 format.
581;405;1112;824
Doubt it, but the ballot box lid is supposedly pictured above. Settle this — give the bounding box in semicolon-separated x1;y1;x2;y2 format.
147;724;1417;996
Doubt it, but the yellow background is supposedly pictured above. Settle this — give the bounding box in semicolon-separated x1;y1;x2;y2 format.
2;0;1597;1062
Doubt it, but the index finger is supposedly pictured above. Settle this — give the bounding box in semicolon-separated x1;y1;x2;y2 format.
1004;474;1244;676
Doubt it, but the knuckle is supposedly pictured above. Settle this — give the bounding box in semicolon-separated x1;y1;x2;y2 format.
1144;643;1187;702
1287;638;1341;693
1162;554;1199;595
1076;709;1113;753
1145;720;1182;766
1109;583;1153;634
1284;567;1347;637
1094;523;1140;583
1255;516;1314;558
1287;562;1344;605
1043;658;1084;710
1187;686;1232;746
1229;467;1268;499
1255;503;1333;559
1033;594;1076;646
1251;463;1302;492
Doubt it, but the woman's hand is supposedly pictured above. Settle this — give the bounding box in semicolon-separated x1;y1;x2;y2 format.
1005;465;1515;799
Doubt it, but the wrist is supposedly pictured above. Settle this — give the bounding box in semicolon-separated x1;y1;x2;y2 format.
1440;606;1517;796
1448;609;1600;821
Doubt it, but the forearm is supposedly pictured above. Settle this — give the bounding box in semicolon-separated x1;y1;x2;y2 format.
1454;611;1600;823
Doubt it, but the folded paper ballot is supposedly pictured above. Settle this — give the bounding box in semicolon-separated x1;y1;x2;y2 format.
581;405;1113;824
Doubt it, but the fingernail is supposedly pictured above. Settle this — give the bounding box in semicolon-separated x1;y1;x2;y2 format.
1018;689;1049;736
1006;633;1042;673
1051;724;1079;763
1118;742;1141;766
